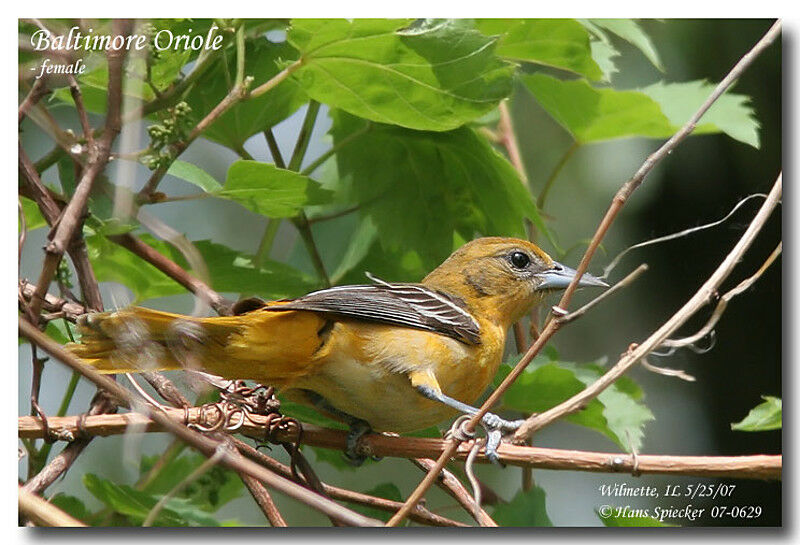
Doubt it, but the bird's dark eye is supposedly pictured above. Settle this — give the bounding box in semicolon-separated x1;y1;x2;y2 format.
509;251;531;269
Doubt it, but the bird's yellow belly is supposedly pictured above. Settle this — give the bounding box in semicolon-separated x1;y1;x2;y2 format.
291;357;457;432
288;321;505;433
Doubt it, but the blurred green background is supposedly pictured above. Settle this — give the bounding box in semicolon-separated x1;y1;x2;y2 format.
19;19;781;526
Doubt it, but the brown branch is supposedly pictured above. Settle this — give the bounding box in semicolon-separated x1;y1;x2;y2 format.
413;458;496;527
67;74;94;146
497;101;528;187
107;233;233;315
18;486;86;527
141;372;191;409
386;20;783;526
19;280;86;322
19;318;381;527
18;410;781;481
18;78;50;125
240;473;288;527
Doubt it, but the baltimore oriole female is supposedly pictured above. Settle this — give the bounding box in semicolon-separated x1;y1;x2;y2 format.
69;237;606;462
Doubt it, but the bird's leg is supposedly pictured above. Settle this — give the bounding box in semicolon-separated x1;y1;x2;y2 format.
414;384;524;465
304;390;374;466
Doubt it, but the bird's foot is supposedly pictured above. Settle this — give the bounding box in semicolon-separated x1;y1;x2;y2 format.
479;413;525;466
343;420;373;466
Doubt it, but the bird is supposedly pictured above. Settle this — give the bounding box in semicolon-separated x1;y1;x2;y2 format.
68;237;607;463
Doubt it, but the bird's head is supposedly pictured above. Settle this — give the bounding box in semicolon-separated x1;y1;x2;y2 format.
422;237;607;328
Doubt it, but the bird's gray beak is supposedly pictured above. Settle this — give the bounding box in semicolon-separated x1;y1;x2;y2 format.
536;262;609;290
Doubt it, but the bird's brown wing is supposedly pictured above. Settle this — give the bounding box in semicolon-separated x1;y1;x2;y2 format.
264;278;482;345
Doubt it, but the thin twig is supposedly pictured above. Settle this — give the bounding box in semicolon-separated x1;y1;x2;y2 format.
141;372;191;409
249;59;302;99
602;193;769;279
263;128;286;168
497;101;529;188
299;121;371;177
22;391;117;495
555;264;649;325
107;233;233;315
18;78;50;125
293;214;330;287
660;242;781;351
307;204;362;225
67;74;94;146
19;486;86;527
413;458;496;527
19;280;86;322
282;100;331;286
138;81;252;199
240;473;288;527
386;21;782;526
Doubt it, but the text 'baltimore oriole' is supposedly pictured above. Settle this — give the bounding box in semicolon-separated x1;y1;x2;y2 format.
69;237;607;462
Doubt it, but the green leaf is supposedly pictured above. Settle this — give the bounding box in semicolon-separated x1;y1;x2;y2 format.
49;493;90;523
139;451;245;510
586;19;664;71
496;358;654;451
83;473;188;526
731;396;782;431
599;507;674;527
475;19;603;81
185;37;307;149
351;483;403;522
167;160;222;192
332;111;545;269
20;197;47;231
83;472;228;527
590;40;620;81
492;487;553;527
57;157;77;197
288;19;514;131
45;320;72;345
154;497;223;527
219;160;332;218
640;80;760;148
523;73;674;144
147;48;193;93
525;74;760;148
